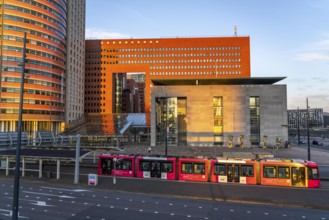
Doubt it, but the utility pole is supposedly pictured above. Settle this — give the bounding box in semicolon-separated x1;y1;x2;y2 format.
12;31;27;220
306;98;311;161
297;107;300;146
165;96;168;157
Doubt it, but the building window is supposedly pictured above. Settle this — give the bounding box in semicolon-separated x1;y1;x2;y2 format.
155;97;187;145
213;97;223;145
250;96;260;145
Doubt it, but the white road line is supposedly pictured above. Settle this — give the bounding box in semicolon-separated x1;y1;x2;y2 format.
22;191;75;199
41;187;91;192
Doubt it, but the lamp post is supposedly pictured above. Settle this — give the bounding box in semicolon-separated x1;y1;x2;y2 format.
165;96;168;157
12;32;27;220
306;98;311;161
297;107;300;146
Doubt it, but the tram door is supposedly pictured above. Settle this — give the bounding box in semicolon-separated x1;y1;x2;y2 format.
291;167;306;187
101;159;112;175
150;161;161;178
227;165;240;183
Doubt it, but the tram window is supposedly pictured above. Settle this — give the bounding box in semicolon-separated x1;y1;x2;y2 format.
194;163;205;174
161;162;173;173
140;161;150;171
182;163;193;174
308;167;319;180
264;166;276;178
116;159;132;170
278;167;290;178
214;164;226;175
241;165;254;177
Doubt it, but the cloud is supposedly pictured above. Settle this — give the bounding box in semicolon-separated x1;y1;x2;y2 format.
86;28;131;39
294;53;329;62
293;36;329;62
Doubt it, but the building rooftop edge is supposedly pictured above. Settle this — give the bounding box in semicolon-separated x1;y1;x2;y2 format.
85;35;250;41
151;77;286;86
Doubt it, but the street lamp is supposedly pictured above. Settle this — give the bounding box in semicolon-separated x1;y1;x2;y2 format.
306;98;311;161
12;32;27;220
165;96;168;157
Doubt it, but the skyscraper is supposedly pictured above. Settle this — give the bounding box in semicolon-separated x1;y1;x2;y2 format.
66;0;86;124
0;0;85;135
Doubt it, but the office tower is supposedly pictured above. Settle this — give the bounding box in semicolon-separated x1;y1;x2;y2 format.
66;0;86;124
0;0;85;135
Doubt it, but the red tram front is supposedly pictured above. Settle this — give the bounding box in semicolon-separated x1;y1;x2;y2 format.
260;159;320;188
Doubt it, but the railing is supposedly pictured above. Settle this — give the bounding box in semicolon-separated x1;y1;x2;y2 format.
0;132;29;150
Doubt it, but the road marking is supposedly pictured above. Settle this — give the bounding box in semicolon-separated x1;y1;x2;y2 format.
264;213;268;215
23;191;75;199
154;211;158;214
230;209;234;212
187;215;191;218
0;209;29;219
171;213;175;216
30;201;53;207
41;187;91;192
247;211;251;214
199;206;202;209
125;208;128;210
139;209;143;212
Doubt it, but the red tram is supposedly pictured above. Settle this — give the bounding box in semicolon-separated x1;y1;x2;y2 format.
210;159;257;184
97;154;320;188
98;154;134;177
136;156;176;180
178;158;210;182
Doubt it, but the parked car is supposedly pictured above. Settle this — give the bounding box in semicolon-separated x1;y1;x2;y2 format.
312;140;323;146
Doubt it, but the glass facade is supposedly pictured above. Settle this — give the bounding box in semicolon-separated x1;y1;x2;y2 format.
213;97;223;145
250;96;260;145
155;97;186;145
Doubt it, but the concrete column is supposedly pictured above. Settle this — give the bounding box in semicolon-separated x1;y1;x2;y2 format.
22;157;25;177
39;159;43;178
56;160;60;180
6;157;9;176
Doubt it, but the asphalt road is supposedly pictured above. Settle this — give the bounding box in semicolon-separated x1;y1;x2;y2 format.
0;178;329;220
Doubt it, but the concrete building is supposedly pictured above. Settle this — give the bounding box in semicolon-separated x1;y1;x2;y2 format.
150;78;288;148
288;108;324;129
0;0;85;135
66;0;86;124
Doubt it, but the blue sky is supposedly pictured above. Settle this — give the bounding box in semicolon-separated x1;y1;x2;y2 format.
86;0;329;112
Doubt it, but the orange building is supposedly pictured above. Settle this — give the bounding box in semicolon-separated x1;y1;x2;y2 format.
85;36;250;114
